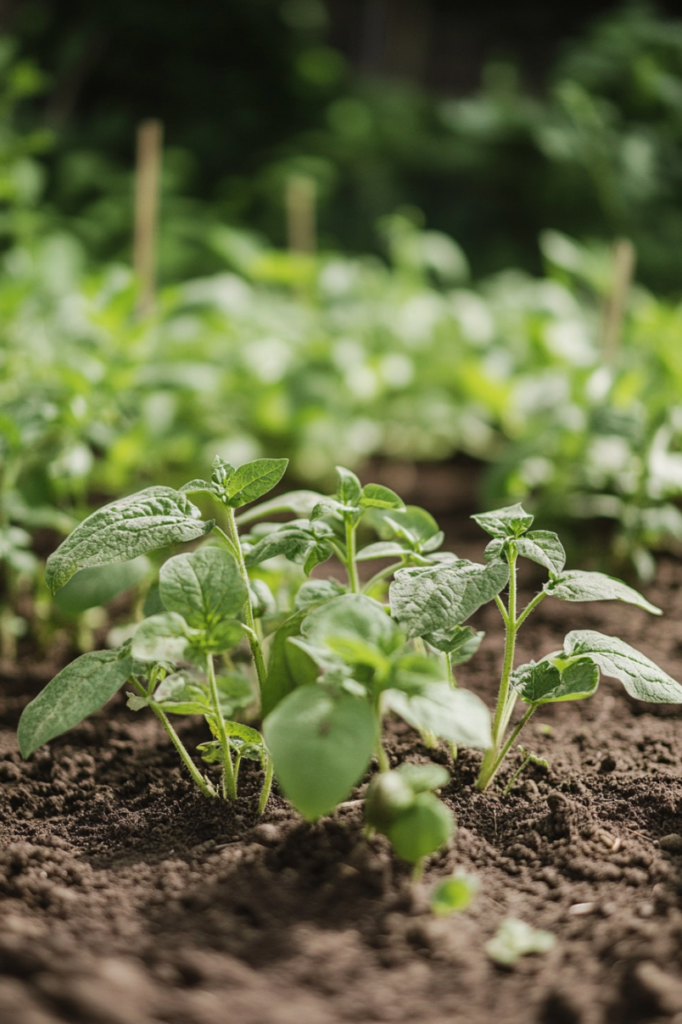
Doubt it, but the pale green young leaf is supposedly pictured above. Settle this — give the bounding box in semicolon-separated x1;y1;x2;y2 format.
355;541;410;561
387;652;444;694
159;547;247;629
335;466;362;506
261;611;318;717
421;530;445;553
53;556;152;616
180;479;223;500
359;483;404;510
203;619;245;653
516;531;566;575
545;570;662;615
126;694;148;712
384;683;492;748
431;872;480;916
244;525;315;567
375;505;441;544
216;674;254;717
45;487;213;595
564;630;682;703
471;503;534;539
294;578;346;611
513;656;599;706
18;647;133;757
263;686;375;820
302;593;403;655
486;919;555;966
389;559;510;638
224;458;289;508
235;490;327;526
154;670;205;704
131;612;194;663
396;762;450;793
424;624;485;664
302;538;334;576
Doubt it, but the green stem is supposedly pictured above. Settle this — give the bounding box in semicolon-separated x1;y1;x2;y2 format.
488;704;536;792
206;653;237;800
514;589;547;630
374;704;389;772
131;678;216;799
413;636;426;656
476;549;519;792
258;749;275;815
345;514;360;593
361;560;405;595
445;651;455;687
224;508;268;696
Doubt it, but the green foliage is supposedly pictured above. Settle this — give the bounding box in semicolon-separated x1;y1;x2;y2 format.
430;872;480;916
486;919;555;967
365;764;455;868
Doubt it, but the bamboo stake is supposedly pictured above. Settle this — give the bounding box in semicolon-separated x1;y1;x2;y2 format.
134;119;163;317
286;173;316;255
602;237;636;364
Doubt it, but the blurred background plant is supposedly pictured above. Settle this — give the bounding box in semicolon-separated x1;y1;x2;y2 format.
2;0;682;660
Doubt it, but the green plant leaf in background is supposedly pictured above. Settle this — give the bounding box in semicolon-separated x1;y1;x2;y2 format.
53;556;152;616
564;630;682;703
472;504;534;539
263;685;375;819
430;871;480;916
386;793;454;865
335;465;362;507
235;490;327;527
359;483;405;510
515;531;566;575
383;683;492;748
131;612;196;663
45;488;214;594
302;593;404;655
486;919;555;966
424;624;485;664
18;646;133;757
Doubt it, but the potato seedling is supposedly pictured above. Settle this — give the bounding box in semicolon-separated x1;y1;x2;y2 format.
17;465;682;868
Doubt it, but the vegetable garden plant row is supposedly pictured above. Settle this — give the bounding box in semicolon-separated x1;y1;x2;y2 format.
3;476;682;1021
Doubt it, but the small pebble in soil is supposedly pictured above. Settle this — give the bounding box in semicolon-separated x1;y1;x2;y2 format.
659;834;682;854
568;902;595;916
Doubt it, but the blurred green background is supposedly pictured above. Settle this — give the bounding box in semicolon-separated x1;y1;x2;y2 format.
4;0;682;657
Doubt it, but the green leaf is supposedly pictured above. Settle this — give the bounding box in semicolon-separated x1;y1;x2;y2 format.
154;670;205;704
364;771;415;831
513;656;599;706
545;571;662;615
216;674;254;717
126;694;148;712
359;484;405;510
261;611;318;717
387;653;445;694
131;612;194;663
396;762;450;793
302;593;403;655
159;547;247;629
294;578;346;611
430;872;480;916
389;559;510;639
355;541;409;562
203;619;244;653
384;683;492;748
263;686;375;820
375;506;441;545
179;478;223;500
424;625;485;664
485;918;555;966
244;526;315;567
45;488;213;595
18;647;133;757
564;630;682;703
516;531;566;576
335;466;362;507
471;504;534;539
235;490;327;526
53;556;152;616
386;793;455;864
224;458;288;508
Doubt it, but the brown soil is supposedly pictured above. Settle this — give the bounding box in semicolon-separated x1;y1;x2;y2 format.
3;555;682;1024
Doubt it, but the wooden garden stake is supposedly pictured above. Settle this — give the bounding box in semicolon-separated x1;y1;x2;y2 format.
134;119;163;317
602;237;636;364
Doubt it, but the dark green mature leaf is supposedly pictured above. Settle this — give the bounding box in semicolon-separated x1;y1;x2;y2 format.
384;683;492;748
18;647;133;757
389;559;510;639
203;619;245;653
235;490;326;526
263;686;375;820
302;593;403;655
516;531;566;575
45;488;213;595
131;612;195;663
424;625;485;664
386;793;455;864
261;611;318;717
359;484;404;510
513;656;599;706
335;466;362;507
546;571;662;615
471;503;534;539
225;459;288;508
565;630;682;703
159;547;246;629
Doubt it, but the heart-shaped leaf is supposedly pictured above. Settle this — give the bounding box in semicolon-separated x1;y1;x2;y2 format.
512;655;599;706
160;547;246;629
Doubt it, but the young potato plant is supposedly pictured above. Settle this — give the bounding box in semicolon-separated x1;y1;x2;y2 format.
17;464;682;871
388;502;682;791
